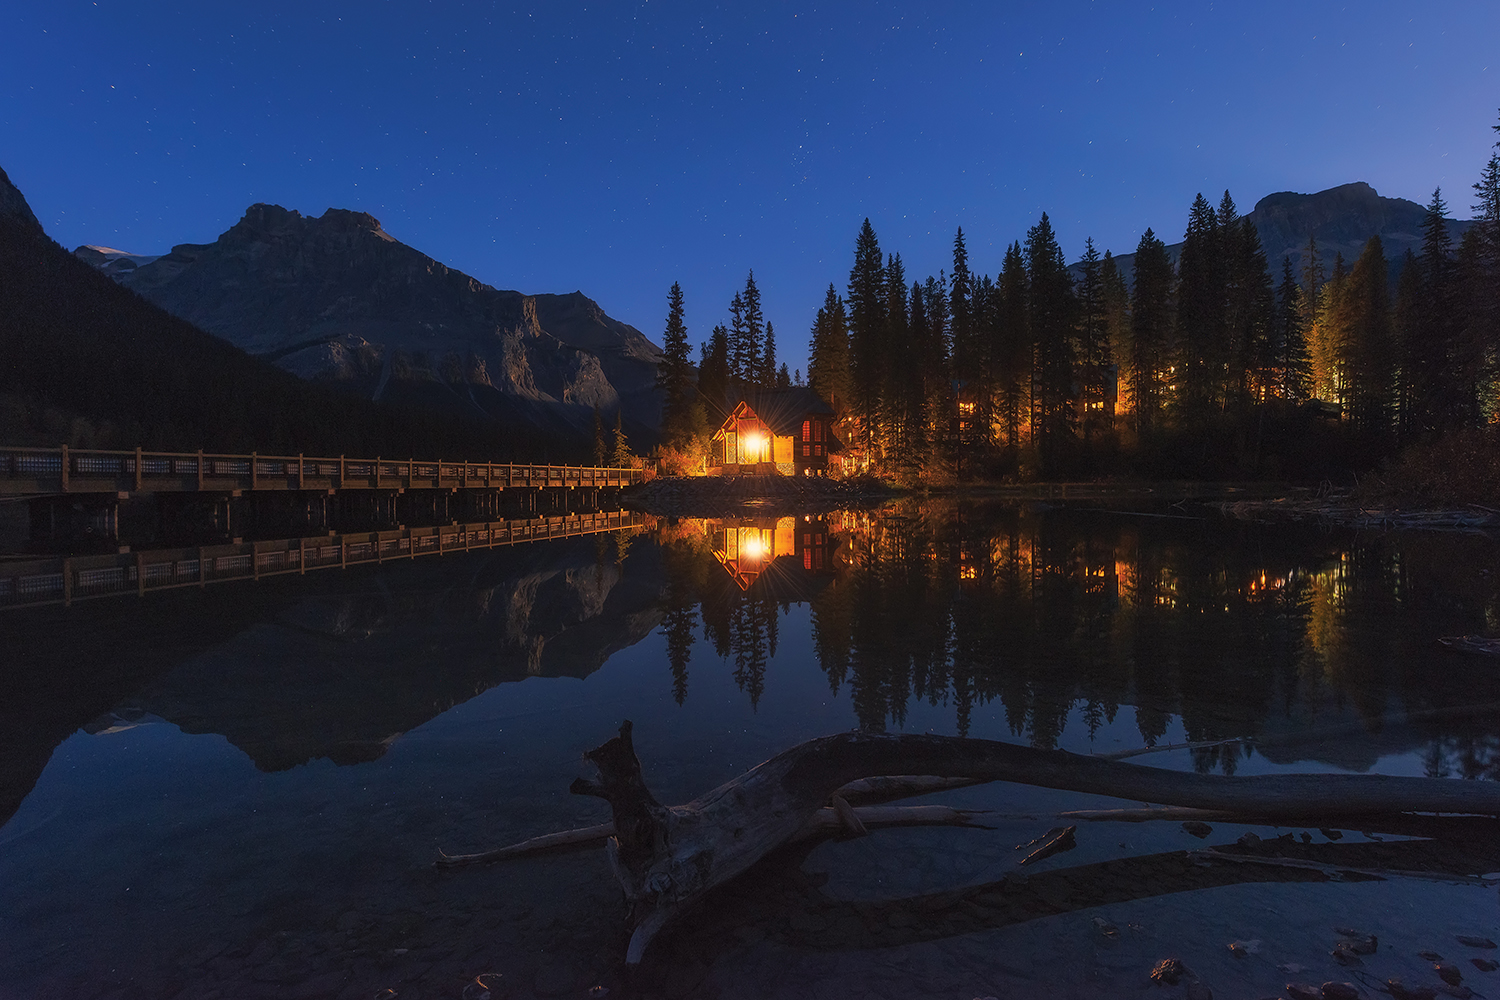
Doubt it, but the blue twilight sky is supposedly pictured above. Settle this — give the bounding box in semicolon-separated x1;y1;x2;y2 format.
2;1;1496;367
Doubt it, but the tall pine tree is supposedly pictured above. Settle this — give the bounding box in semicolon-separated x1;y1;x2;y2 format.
1024;213;1077;474
1129;229;1173;435
847;220;888;456
656;281;697;445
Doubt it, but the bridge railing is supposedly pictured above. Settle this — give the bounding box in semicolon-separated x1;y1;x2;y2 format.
0;509;650;610
0;445;645;496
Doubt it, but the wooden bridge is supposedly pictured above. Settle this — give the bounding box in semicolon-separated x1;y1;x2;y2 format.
0;509;649;611
0;445;644;496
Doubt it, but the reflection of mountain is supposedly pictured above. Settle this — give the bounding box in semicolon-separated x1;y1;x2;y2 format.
126;534;665;771
0;532;666;826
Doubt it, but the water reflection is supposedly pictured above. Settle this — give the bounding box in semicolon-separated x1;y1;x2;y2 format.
655;502;1500;773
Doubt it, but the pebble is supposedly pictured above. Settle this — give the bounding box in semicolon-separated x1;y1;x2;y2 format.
1420;952;1447;962
1286;984;1322;1000
1150;958;1187;985
1320;828;1344;841
1181;821;1213;839
1321;984;1359;1000
1473;958;1500;972
1457;936;1498;949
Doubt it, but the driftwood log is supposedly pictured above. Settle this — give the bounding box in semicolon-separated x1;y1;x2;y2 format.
552;721;1500;963
442;721;1500;964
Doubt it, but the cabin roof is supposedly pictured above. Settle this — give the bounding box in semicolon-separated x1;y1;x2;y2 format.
725;387;834;437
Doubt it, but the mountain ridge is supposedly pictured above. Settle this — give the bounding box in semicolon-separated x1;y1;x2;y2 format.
86;203;664;434
1084;181;1473;285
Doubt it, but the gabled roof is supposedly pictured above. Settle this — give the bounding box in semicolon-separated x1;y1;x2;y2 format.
730;387;834;437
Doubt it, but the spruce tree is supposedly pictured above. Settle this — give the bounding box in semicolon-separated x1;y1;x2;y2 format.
847;219;887;454
1393;250;1423;438
996;243;1029;448
1341;236;1395;439
1076;237;1107;438
656;281;696;445
741;271;764;384
1173;193;1222;420
1274;257;1311;401
1416;189;1461;429
1024;213;1077;474
776;362;791;388
1101;251;1129;414
1129;229;1173;435
698;324;731;419
727;292;747;383
760;321;777;388
612;410;633;468
808;283;852;414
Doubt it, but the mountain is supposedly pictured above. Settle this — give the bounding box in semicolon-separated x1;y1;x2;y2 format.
0;165;576;458
1082;181;1473;287
81;204;664;434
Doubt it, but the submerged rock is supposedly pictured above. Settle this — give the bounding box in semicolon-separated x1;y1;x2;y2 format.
1150;958;1187;985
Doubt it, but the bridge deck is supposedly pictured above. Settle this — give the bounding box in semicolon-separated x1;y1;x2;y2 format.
0;509;648;610
0;445;643;496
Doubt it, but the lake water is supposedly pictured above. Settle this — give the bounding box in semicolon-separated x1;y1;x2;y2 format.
2;498;1499;1000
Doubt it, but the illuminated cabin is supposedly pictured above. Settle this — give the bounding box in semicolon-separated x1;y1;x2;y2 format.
710;387;839;476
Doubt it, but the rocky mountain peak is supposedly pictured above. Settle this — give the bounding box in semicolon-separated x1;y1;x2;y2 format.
0;166;43;234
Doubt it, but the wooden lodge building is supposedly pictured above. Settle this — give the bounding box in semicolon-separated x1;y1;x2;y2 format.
710;387;840;476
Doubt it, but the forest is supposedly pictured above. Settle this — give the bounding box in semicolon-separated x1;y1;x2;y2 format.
655;114;1500;486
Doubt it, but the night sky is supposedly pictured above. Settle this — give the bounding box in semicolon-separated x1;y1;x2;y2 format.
3;2;1496;365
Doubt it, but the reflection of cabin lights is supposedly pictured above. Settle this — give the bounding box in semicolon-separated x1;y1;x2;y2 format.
742;534;766;560
959;566;977;580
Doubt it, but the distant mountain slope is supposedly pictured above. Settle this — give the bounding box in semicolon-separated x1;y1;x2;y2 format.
0;165;579;459
1085;181;1472;285
85;204;663;432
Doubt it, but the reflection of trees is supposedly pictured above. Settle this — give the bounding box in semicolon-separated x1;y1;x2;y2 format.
657;503;1500;771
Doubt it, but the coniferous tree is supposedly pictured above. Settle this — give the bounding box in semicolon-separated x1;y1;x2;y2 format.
1273;257;1312;401
847;220;887;455
1310;253;1348;405
611;410;633;468
971;272;998;449
760;321;777;388
996;244;1030;448
1229;217;1276;403
920;271;954;467
1128;229;1173;435
656;281;697;445
949;228;976;376
1024;213;1077;474
1415;189;1461;430
1174;193;1222;420
882;253;922;472
1101;250;1130;419
1394;250;1424;438
1340;236;1395;439
1469;142;1500;420
698;324;731;419
741;271;764;384
808;283;853;415
1076;237;1108;440
776;362;791;388
727;292;747;383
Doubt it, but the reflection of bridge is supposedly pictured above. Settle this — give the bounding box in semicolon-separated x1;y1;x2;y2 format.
0;510;648;611
0;445;643;496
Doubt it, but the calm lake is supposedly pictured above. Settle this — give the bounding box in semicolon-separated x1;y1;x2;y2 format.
2;498;1499;1000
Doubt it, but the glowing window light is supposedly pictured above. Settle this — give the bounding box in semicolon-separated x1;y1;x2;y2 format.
741;531;767;560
